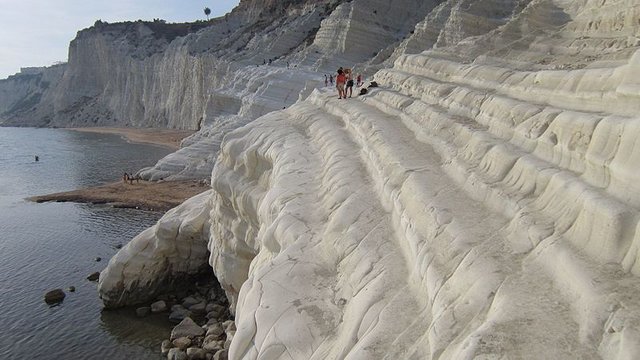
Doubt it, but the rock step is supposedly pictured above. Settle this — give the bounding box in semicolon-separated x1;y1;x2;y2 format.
375;68;640;211
363;82;640;274
389;52;640;116
309;88;640;357
307;91;599;357
212;105;426;358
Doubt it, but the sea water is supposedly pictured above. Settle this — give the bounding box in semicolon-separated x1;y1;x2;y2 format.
0;127;175;359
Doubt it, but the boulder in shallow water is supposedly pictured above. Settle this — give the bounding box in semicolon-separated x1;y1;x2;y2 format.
44;289;65;304
182;296;200;308
161;339;172;355
66;286;75;292
169;308;192;323
86;272;100;281
189;302;206;314
171;317;205;340
136;306;151;317
151;300;168;313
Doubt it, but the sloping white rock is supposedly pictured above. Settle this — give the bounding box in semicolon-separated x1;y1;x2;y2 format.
98;190;212;307
100;0;640;358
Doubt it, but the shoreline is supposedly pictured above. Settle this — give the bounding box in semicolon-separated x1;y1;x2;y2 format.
28;180;209;211
68;127;195;150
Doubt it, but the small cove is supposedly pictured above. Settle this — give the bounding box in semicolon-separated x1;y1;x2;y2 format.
0;127;174;359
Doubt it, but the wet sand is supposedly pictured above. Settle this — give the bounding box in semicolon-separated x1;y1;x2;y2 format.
69;127;195;150
28;180;209;211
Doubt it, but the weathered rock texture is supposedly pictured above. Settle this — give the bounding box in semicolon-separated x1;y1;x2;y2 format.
64;0;640;358
99;190;212;307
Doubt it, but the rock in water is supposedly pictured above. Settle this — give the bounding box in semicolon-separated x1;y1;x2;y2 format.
189;302;206;314
161;339;172;355
86;272;100;281
66;286;75;292
169;308;192;323
44;289;65;304
182;296;199;308
171;317;205;340
136;306;151;317
151;300;168;313
95;257;101;262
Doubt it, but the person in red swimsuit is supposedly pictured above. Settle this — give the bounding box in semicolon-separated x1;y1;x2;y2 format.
336;69;346;99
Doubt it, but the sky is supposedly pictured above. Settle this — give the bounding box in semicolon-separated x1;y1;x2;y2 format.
0;0;240;79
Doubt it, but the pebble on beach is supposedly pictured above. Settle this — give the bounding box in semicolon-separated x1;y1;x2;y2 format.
44;289;65;304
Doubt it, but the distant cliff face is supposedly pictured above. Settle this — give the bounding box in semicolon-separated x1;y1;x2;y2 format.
0;0;452;130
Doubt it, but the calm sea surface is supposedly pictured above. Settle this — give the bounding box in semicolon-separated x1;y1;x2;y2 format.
0;127;174;359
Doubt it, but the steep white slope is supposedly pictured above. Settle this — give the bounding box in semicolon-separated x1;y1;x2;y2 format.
99;0;640;358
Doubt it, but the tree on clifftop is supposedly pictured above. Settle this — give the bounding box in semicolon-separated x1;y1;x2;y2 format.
204;7;211;20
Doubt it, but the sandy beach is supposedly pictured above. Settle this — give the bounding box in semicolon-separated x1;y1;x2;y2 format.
28;180;209;211
69;127;195;150
30;127;206;211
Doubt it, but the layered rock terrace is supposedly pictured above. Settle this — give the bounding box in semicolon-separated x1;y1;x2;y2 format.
3;0;640;358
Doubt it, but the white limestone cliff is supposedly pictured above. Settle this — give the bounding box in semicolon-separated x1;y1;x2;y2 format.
95;0;640;358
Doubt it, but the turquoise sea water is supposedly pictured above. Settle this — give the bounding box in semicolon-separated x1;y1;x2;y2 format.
0;127;173;359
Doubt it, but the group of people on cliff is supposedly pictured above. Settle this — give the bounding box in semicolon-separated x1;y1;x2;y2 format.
325;69;363;99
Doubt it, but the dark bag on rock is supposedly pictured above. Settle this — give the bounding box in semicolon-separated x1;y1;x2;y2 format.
369;81;378;88
359;88;368;96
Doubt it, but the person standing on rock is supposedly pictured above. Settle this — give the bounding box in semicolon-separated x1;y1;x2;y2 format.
346;73;354;98
329;74;333;85
356;74;362;87
336;69;346;99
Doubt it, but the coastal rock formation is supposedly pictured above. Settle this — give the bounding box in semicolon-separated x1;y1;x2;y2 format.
99;190;212;307
48;0;640;358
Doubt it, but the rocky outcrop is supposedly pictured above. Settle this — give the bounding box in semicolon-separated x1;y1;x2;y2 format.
95;0;640;358
98;190;212;308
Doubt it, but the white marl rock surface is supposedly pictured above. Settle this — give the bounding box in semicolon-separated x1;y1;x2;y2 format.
96;0;640;358
98;190;213;308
